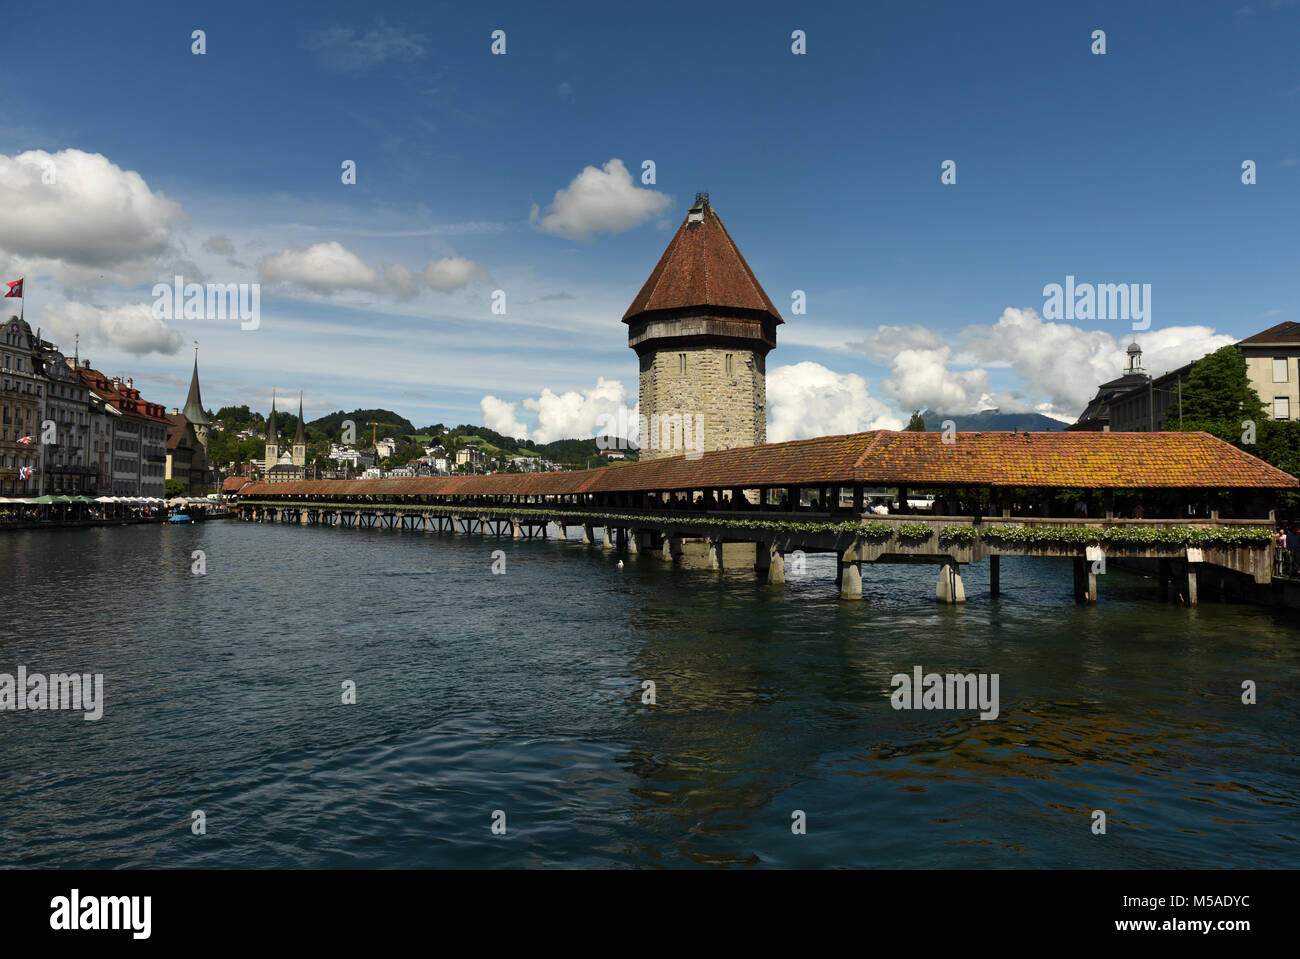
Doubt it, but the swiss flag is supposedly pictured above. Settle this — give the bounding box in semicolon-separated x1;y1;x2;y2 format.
4;278;22;298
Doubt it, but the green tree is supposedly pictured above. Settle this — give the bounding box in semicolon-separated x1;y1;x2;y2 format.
906;410;926;431
165;478;185;498
1178;345;1266;434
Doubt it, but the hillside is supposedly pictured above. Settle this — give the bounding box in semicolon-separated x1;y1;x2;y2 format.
307;409;415;442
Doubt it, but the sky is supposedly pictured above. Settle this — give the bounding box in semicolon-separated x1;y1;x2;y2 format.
1;0;1298;443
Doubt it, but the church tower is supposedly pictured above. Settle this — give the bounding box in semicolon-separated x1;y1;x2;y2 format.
623;193;783;460
182;346;211;455
292;392;306;468
264;390;279;471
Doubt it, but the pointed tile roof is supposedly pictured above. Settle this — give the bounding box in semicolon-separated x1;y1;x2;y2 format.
294;393;305;446
182;353;210;426
623;194;783;323
267;391;277;440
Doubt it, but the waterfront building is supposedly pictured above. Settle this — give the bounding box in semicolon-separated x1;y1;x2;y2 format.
34;339;94;493
0;316;44;495
623;193;783;460
74;366;169;496
1238;321;1300;421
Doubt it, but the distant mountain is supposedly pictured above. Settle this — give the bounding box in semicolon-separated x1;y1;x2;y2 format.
918;408;1070;432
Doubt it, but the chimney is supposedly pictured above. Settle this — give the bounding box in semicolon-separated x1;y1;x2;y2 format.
172;407;179;415
126;377;133;389
82;360;89;369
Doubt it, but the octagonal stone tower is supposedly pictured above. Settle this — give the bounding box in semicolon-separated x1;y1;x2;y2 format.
623;193;783;460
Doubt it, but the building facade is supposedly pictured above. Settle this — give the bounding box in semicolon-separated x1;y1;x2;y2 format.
37;341;94;493
623;194;782;460
0;316;44;495
1239;321;1300;421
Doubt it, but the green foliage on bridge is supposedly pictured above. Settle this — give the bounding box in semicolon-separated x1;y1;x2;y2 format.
982;523;1272;547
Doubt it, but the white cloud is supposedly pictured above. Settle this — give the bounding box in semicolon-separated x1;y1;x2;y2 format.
424;256;481;292
0;149;186;282
306;20;427;72
40;301;183;356
853;308;1236;420
480;395;530;440
260;241;379;293
483;377;631;444
882;346;992;415
529;158;672;240
767;362;902;442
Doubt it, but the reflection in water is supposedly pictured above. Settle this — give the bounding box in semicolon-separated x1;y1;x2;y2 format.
0;522;1296;868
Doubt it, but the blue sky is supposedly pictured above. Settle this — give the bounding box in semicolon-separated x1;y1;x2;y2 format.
2;0;1297;441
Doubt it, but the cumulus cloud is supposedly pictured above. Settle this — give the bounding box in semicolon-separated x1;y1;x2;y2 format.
480;395;530;440
260;241;379;293
40;301;183;356
424;256;481;292
480;378;632;444
306;20;427;72
0;149;185;282
853;308;1235;420
530;159;672;240
767;362;903;443
259;242;483;299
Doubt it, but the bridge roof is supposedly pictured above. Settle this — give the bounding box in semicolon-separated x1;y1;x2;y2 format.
238;430;1297;499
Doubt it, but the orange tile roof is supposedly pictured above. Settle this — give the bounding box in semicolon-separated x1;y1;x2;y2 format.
622;197;783;322
236;430;1297;499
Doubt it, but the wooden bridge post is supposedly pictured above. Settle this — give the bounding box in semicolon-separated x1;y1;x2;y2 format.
839;542;863;600
582;523;593;544
512;518;521;539
1185;562;1199;606
663;535;683;562
1072;557;1097;603
1157;558;1171;601
766;546;786;586
602;526;613;550
936;559;966;604
707;537;723;570
990;554;1000;596
627;529;640;555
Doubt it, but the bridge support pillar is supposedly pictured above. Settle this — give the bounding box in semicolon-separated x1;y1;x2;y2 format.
582;524;593;544
765;547;786;586
663;535;683;562
1073;558;1097;603
936;559;966;604
512;519;522;539
556;524;566;541
1185;563;1199;607
602;526;613;550
707;537;723;570
1158;558;1172;601
990;555;1000;596
627;530;640;555
839;551;863;601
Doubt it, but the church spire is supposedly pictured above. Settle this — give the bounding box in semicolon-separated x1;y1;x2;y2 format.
268;389;277;438
183;342;211;425
294;392;305;446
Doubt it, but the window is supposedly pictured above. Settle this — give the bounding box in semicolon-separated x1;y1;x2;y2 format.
1274;358;1289;382
1275;396;1290;420
725;353;733;374
678;353;686;375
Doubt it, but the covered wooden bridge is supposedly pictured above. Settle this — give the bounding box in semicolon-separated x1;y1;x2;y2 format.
233;429;1297;605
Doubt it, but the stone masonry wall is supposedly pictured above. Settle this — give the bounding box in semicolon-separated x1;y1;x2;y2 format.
638;346;765;460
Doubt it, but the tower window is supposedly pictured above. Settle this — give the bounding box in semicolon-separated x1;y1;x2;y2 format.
678;353;686;375
725;353;733;374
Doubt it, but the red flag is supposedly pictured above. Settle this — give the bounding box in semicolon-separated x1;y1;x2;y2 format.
4;278;22;298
